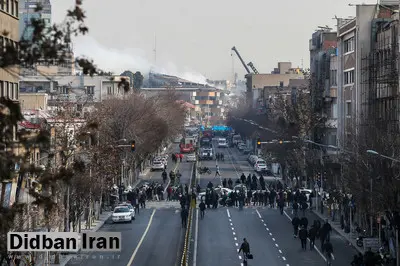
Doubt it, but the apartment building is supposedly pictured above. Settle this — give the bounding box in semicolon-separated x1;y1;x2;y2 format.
0;0;20;101
245;62;304;110
309;28;337;146
19;74;129;116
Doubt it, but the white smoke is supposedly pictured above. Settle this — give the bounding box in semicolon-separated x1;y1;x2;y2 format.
72;35;208;84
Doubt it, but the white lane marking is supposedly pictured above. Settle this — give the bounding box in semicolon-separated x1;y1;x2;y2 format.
232;227;235;231
234;237;237;241
235;243;239;246
126;209;156;266
269;232;272;236
264;223;267;227
272;238;275;241
275;243;279;247
237;249;239;252
279;250;282;253
233;232;236;235
193;208;199;266
283;210;327;261
238;256;242;259
230;223;233;226
266;228;269;231
261;219;264;222
227;209;231;218
256;209;262;218
282;257;286;261
229;218;232;222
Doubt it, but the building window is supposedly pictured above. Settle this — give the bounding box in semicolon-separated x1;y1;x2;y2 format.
15;82;18;100
4;82;9;98
107;86;112;95
346;101;352;116
344;70;354;85
85;86;94;95
332;102;338;118
330;70;337;86
6;0;9;12
11;83;14;99
344;37;354;53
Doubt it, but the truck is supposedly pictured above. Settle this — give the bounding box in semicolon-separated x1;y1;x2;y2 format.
180;137;195;153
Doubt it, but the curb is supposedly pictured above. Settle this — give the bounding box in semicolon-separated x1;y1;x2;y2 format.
180;206;193;266
311;210;364;254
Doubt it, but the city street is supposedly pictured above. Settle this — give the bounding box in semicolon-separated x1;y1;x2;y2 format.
67;145;194;266
192;140;358;266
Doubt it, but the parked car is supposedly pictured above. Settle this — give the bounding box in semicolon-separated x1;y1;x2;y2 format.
118;203;135;220
151;160;165;171
112;206;133;223
186;153;197;162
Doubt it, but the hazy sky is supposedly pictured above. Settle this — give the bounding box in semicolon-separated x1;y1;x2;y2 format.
51;0;375;82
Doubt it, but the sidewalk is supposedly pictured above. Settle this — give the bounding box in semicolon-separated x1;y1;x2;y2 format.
311;207;364;254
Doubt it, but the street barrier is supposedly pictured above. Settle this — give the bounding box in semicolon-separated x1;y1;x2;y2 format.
180;161;197;266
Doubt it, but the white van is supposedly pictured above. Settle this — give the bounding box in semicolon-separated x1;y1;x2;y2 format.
218;138;228;148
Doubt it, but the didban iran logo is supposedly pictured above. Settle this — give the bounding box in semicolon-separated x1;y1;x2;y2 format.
7;232;121;252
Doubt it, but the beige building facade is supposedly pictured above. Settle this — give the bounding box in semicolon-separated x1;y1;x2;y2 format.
0;0;20;100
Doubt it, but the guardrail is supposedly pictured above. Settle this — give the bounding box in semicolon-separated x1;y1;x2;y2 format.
180;160;197;266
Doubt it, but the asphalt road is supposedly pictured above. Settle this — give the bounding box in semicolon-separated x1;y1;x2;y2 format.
198;140;254;189
67;208;183;266
67;144;192;266
192;141;358;266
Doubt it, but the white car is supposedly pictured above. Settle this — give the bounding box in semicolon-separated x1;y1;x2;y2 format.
112;206;133;223
186;153;196;162
118;203;135;220
218;139;228;148
254;163;267;172
151;161;165;171
198;186;232;200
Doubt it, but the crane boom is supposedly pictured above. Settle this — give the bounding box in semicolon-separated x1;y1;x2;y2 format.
231;46;251;74
247;62;259;74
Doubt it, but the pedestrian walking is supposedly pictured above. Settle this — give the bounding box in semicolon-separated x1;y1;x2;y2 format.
181;207;188;228
292;216;300;238
299;225;308;250
215;164;221;177
320;219;332;251
308;225;317;250
238;238;251;265
199;200;205;219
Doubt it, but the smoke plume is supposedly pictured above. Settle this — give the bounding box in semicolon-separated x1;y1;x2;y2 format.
73;36;208;84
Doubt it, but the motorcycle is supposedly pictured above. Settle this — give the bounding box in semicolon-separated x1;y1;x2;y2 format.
198;167;211;175
356;229;368;247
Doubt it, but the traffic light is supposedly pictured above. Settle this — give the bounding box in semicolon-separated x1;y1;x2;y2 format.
131;140;136;152
256;138;261;149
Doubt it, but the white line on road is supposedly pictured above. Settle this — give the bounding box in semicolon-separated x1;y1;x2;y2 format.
193;208;199;266
282;257;286;261
279;250;282;253
126;209;156;266
266;228;269;231
269;232;272;236
234;237;237;241
263;223;267;227
275;243;279;247
256;209;262;218
283;210;327;262
230;223;233;226
238;255;242;260
231;227;235;231
235;243;238;246
233;232;236;235
227;209;231;218
272;238;275;241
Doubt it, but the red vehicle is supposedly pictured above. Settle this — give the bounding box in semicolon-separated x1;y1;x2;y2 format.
180;137;195;153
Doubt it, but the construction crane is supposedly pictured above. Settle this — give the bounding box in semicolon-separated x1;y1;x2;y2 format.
231;46;251;74
247;62;259;74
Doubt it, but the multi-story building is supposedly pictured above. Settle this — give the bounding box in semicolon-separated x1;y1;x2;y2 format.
19;0;51;40
360;6;399;134
245;62;304;110
0;0;20;101
336;4;387;148
19;74;129;115
309;28;337;144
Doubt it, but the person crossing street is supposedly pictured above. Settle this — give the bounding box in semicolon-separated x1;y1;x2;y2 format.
215;164;221;177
